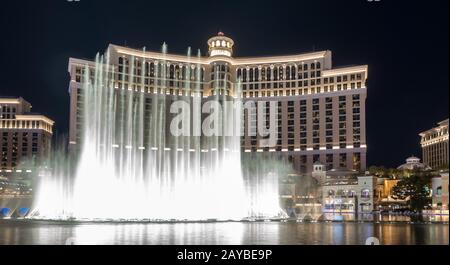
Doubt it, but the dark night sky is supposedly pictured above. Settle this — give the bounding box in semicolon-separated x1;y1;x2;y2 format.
0;0;448;167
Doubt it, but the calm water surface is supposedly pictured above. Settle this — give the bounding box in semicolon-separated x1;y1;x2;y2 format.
0;220;448;245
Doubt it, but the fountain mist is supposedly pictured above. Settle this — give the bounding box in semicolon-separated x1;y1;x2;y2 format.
31;45;284;221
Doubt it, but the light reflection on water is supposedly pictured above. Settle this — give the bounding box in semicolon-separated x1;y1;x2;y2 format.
0;221;447;245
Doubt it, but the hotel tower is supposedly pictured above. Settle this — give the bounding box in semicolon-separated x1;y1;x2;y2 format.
68;32;368;174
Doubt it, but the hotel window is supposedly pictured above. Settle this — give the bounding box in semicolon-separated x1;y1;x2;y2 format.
286;66;291;80
337;76;342;82
339;153;347;167
242;69;247;81
356;73;362;80
273;68;279;81
237;69;242;79
361;189;370;199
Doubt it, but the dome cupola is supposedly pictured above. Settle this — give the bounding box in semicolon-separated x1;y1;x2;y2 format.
207;32;234;57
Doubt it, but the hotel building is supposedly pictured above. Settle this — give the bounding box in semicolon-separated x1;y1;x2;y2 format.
0;97;54;172
67;32;368;174
419;119;449;169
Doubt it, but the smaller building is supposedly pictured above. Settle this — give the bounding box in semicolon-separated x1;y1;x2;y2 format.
316;165;375;214
431;172;449;210
420;119;449;170
397;156;431;171
0;97;54;176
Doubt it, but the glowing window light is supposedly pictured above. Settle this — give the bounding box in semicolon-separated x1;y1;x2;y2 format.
210;50;231;57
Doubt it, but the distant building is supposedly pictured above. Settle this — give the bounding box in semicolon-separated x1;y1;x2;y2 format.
397;156;431;171
0;97;54;176
431;172;449;210
315;165;375;214
420;119;449;169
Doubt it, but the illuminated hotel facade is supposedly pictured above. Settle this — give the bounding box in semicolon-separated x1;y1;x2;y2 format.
0;97;54;172
68;33;368;174
420;119;449;169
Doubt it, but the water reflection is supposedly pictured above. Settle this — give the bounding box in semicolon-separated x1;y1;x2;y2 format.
0;221;447;245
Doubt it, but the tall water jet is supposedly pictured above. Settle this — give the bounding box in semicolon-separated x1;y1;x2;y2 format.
31;42;284;221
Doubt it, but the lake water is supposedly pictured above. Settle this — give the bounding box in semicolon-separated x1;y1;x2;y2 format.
0;220;447;245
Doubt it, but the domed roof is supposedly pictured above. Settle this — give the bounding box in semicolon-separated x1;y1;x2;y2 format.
207;32;234;57
406;156;420;163
397;156;430;170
